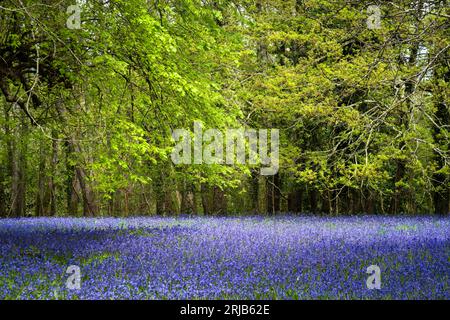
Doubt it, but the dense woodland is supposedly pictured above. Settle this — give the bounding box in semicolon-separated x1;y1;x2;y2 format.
0;0;449;217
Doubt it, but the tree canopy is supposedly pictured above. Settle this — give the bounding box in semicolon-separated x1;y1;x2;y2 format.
0;0;449;217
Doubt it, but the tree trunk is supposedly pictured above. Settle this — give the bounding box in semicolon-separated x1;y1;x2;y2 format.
321;191;331;214
266;174;281;214
201;183;211;215
65;141;79;215
35;147;45;216
212;186;227;215
75;166;97;217
49;138;58;216
249;169;260;214
0;164;5;217
11;120;27;217
181;179;196;214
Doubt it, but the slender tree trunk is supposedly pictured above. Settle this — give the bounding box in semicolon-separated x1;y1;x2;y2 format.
0;164;5;217
67;139;97;217
181;179;196;214
0;105;9;217
75;166;97;217
11;120;27;217
266;173;281;214
124;189;129;217
49;138;58;216
212;186;227;215
201;183;211;215
65;141;79;215
113;190;123;216
249;169;260;214
366;191;375;215
163;188;174;215
35;139;52;216
321;191;331;214
154;170;167;215
35;142;46;216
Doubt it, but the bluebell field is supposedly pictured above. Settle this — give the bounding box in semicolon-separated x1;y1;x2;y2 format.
0;215;448;299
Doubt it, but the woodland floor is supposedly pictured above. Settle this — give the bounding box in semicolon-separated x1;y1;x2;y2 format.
0;215;448;299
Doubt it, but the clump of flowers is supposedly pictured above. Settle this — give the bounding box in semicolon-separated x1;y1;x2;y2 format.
0;215;448;299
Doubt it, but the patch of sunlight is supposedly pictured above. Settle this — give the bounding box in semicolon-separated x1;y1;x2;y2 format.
79;252;119;265
395;224;418;232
